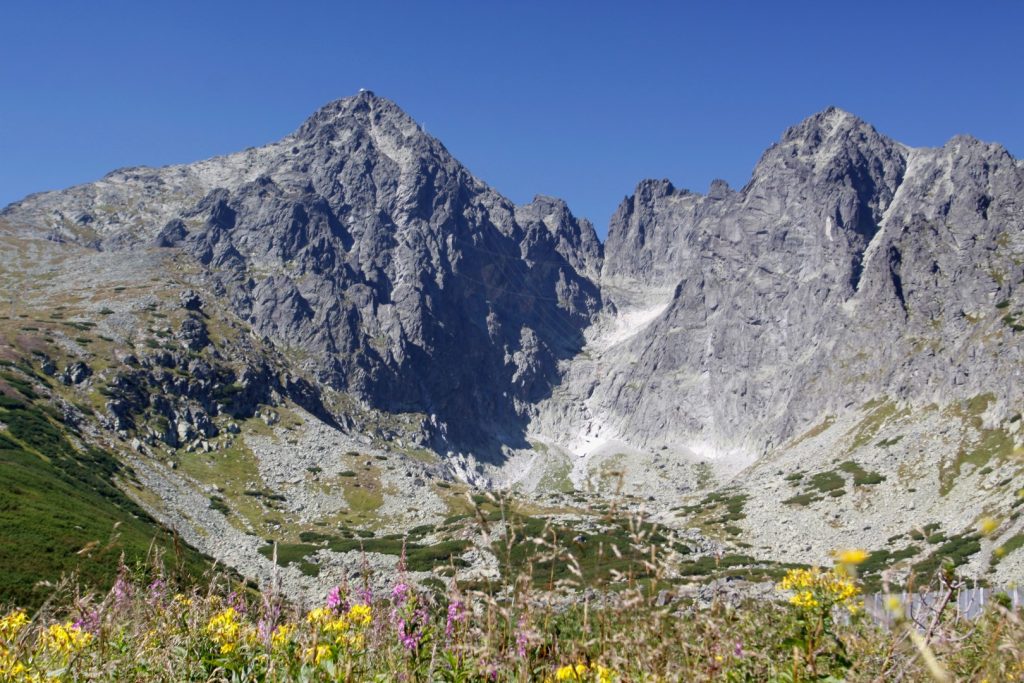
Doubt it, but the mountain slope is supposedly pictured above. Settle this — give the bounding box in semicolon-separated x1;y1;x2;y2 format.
2;92;602;456
536;108;1024;459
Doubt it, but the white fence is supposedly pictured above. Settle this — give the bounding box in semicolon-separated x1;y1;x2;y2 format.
860;586;1023;627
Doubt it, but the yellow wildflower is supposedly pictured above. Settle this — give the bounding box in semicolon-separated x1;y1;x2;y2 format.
885;595;903;617
172;594;193;609
555;663;589;680
306;607;333;626
271;623;295;649
324;617;349;635
834;548;869;565
346;603;372;626
789;591;819;609
40;622;93;656
0;654;29;680
304;644;331;665
0;609;30;642
978;517;999;536
205;608;241;655
778;566;860;613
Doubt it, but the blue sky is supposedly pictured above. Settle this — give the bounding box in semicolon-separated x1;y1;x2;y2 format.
2;1;1022;237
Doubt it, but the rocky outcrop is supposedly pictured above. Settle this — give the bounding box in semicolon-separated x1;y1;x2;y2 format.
540;108;1024;460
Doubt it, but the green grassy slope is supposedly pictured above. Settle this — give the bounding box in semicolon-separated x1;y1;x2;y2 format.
0;388;212;608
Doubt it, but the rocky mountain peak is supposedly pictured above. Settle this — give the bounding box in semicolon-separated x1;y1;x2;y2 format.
295;91;426;144
752;106;905;180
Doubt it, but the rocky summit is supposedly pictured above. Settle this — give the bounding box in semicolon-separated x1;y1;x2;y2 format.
1;93;1022;603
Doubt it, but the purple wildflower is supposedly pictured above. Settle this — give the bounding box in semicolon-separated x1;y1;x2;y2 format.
396;617;422;650
392;582;409;605
110;568;133;607
228;590;247;615
146;578;167;606
258;595;283;645
445;600;464;639
515;614;529;657
327;585;347;612
72;609;101;635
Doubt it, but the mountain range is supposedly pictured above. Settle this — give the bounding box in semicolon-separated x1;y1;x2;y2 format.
1;92;1021;602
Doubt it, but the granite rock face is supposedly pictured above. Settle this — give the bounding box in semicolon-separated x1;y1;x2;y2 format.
540;108;1024;461
3;92;602;454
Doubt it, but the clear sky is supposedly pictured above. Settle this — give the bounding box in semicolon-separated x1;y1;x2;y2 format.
2;1;1022;238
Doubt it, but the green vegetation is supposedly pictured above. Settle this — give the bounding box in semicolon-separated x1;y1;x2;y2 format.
991;532;1024;566
847;399;908;452
258;530;471;575
783;460;886;506
939;394;1021;495
675;490;748;537
1001;309;1024;332
910;532;982;581
838;460;886;486
783;492;822;506
786;415;835;449
0;389;211;608
808;470;844;493
856;545;921;590
493;512;688;589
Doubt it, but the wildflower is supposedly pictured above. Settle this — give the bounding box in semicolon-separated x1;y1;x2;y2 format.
304;644;331;666
271;623;295;649
227;591;247;616
71;609;101;636
391;582;409;605
347;603;372;627
549;662;613;681
147;577;167;606
324;616;350;637
0;650;32;681
515;614;529;657
40;622;93;656
834;548;869;565
0;609;30;642
172;593;193;609
978;517;999;536
790;590;820;609
885;595;903;617
306;607;333;626
110;566;133;607
445;600;464;639
206;608;241;655
778;566;861;613
555;663;590;680
397;618;421;651
327;585;345;612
